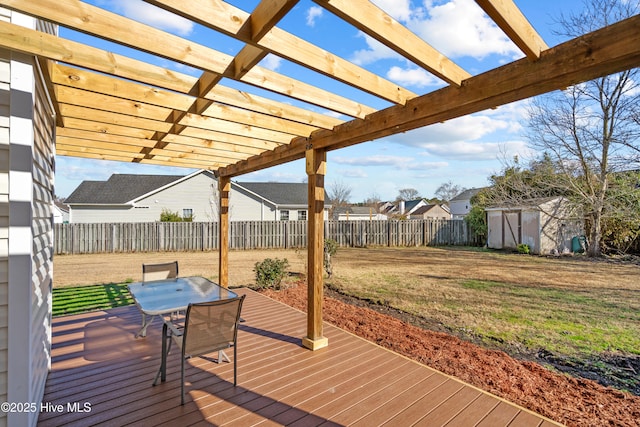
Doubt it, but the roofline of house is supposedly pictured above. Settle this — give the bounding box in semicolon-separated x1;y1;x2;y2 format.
66;203;132;208
129;169;211;204
231;181;278;208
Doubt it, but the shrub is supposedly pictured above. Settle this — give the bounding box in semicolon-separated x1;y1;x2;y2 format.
160;209;182;222
324;239;338;277
254;258;289;289
160;208;194;222
517;243;530;254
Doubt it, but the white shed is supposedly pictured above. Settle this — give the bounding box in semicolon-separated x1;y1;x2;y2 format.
486;197;584;255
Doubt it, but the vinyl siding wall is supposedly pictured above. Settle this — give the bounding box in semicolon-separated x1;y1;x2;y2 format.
68;177;318;223
0;12;11;419
136;171;218;221
229;186;277;221
70;172;219;223
1;10;56;427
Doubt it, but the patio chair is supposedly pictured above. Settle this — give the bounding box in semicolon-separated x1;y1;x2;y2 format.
136;261;180;336
142;260;179;281
154;295;246;405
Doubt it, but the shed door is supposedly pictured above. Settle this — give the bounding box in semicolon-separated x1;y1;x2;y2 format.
502;211;521;249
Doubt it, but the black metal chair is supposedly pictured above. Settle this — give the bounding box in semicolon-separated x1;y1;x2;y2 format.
154;295;246;405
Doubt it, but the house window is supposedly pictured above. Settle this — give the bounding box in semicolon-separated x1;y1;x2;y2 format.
298;210;307;220
183;208;193;220
280;210;289;221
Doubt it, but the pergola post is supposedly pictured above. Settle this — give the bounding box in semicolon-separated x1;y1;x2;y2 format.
302;147;328;350
218;175;230;288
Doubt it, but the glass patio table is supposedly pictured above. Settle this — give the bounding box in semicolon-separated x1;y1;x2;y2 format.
128;276;237;338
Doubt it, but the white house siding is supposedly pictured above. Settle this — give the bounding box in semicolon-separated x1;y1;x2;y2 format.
229;186;276;221
29;59;55;412
0;22;11;419
70;171;219;223
0;11;56;427
136;171;218;222
449;199;471;219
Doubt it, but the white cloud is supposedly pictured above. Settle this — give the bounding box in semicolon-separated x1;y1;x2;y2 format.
306;6;323;27
260;54;283;71
392;114;511;146
371;0;415;22
377;107;534;161
354;0;521;68
333;155;415;167
351;33;402;65
340;168;369;178
623;78;640;96
387;66;443;88
109;0;194;36
332;154;448;170
419;140;528;160
408;0;520;60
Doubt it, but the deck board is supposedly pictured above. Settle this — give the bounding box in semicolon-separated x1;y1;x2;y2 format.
38;288;560;426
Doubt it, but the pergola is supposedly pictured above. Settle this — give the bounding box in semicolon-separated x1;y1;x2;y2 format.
2;0;639;350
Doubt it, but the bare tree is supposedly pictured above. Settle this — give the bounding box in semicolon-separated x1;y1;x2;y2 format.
362;192;382;211
363;192;381;206
326;179;352;217
526;0;640;256
435;181;466;203
396;188;420;201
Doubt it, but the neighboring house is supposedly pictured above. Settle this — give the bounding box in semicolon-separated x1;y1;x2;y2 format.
53;200;70;223
65;171;330;223
485;197;583;255
232;182;330;221
376;199;436;219
335;206;388;221
449;188;484;219
408;204;451;220
65;170;219;223
401;199;427;216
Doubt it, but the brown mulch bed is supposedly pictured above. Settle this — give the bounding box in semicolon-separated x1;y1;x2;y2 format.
260;283;640;427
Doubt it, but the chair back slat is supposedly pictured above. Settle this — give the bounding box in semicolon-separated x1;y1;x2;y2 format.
142;261;179;281
182;296;244;357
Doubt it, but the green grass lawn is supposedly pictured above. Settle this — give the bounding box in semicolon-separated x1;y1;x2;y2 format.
52;283;134;316
328;247;640;359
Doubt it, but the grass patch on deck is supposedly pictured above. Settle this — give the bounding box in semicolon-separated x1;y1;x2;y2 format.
52;283;134;316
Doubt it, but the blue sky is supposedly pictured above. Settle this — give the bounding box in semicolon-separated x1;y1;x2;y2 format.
56;0;587;202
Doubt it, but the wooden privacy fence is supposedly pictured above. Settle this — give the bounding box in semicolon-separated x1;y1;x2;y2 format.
54;219;478;254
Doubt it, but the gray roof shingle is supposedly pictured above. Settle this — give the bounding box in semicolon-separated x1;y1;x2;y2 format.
236;182;308;205
65;174;185;204
451;188;484;201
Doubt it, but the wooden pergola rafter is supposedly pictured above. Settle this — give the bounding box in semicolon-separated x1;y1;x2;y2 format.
1;0;639;350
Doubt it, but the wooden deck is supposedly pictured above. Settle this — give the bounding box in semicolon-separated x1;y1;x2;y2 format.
39;289;561;426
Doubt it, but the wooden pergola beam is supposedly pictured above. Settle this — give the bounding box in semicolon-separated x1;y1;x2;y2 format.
146;0;416;104
218;176;231;289
219;15;640;178
56;129;255;161
4;0;375;118
475;0;549;59
302;148;328;350
314;0;471;86
0;21;344;131
248;0;300;42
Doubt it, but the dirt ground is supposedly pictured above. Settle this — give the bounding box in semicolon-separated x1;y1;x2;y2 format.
53;249;640;427
53;249;306;288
